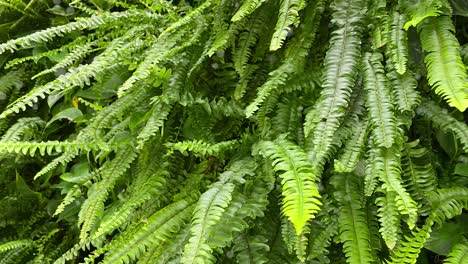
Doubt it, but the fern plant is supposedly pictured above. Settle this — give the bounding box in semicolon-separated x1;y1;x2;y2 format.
0;0;467;263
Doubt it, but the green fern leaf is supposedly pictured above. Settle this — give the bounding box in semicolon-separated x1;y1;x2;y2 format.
304;0;366;172
269;0;305;51
232;234;269;264
101;198;195;264
375;190;400;249
445;243;468;264
78;146;137;240
362;52;397;148
255;137;321;235
372;144;418;229
418;16;468;112
416;100;468;152
387;68;420;113
231;0;267;22
389;12;409;74
181;182;236;264
332;173;374;264
334;118;369;173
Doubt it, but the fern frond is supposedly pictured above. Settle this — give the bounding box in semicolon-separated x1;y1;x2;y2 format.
233;7;267;74
402;0;448;30
245;1;323;118
387;222;432;264
78;146;137;240
0;32;148;118
54;186;81;216
269;0;305;51
372;144;418;229
0;10;158;54
304;0;365;172
271;97;303;143
32;40;99;79
181;182;236;264
255;137;321;235
94;158;169;237
167;139;239;157
231;0;267;22
0;140;94;156
0;240;33;253
416;100;468;152
138;224;190;263
100;198;195;264
34;151;79;179
389;12;409;74
375;190;400;249
1;117;45;142
332;173;373;264
387;68;420;113
362;52;397;148
136;99;172;148
401;139;436;215
428;187;468;225
445;243;468;264
334;118;369;173
232;234;269;264
0;69;26;96
418;16;468;111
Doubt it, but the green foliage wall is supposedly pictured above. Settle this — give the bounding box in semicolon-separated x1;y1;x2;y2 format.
0;0;467;263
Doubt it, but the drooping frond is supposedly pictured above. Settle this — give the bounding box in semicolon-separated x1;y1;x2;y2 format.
100;198;195;264
401;0;449;30
389;12;409;74
418;16;468;112
231;0;267;22
78;146;137;240
269;0;305;51
445;243;468;264
362;52;397;148
334;118;369;173
255;137;321;235
370;143;418;229
232;234;269;263
306;198;339;262
386;68;420;113
428;187;468;225
401;139;437;215
181;182;235;264
0;10;159;54
245;0;324;117
375;189;400;249
304;0;366;173
416;100;468;152
387;222;432;264
332;173;373;264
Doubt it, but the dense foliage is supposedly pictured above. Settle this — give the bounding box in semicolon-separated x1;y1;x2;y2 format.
0;0;467;263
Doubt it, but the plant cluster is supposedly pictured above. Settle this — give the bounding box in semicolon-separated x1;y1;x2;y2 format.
0;0;467;263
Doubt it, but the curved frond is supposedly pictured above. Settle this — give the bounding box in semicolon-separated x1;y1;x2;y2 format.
362;52;397;148
255;137;321;235
269;0;305;51
418;16;468;112
445;243;468;264
332;173;373;264
304;0;366;172
389;12;409;74
416;100;468;152
181;182;235;264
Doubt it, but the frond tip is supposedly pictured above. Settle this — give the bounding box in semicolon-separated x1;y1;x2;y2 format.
254;137;321;235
